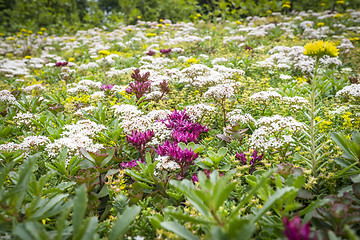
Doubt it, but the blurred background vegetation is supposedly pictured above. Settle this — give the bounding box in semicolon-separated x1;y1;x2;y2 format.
1;0;360;33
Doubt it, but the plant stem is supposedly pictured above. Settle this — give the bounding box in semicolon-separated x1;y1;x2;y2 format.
310;58;320;178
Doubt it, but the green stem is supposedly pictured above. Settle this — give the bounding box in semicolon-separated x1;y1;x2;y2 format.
310;58;320;178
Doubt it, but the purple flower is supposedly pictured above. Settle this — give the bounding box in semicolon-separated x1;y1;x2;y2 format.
127;130;154;160
146;50;155;56
100;84;114;91
192;173;198;183
283;215;311;240
126;69;151;103
120;158;144;169
162;109;209;143
235;149;263;174
156;140;198;177
160;48;172;54
55;62;68;67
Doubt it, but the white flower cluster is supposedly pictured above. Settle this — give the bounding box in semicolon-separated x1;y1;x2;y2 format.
226;110;255;126
74;106;96;117
328;106;349;116
112;104;142;120
146;109;171;121
46;120;105;160
336;84;360;99
281;96;309;110
249;91;281;103
148;121;172;146
185;104;216;122
0;135;50;154
177;64;244;88
121;116;152;134
20;136;51;150
78;79;102;89
13;112;36;126
67;84;91;95
155;156;180;173
249;115;306;151
0;90;16;105
204;83;235;100
22;84;45;94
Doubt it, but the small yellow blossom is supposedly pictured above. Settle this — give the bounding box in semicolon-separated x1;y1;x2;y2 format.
333;13;342;18
98;50;110;55
186;58;200;64
236;20;242;25
137;16;141;19
68;57;75;62
126;28;133;31
157;24;163;28
146;33;157;37
267;10;272;14
40;27;46;31
336;0;344;4
24;56;31;59
317;22;325;27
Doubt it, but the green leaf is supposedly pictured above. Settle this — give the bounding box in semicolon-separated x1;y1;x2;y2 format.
108;205;141;240
73;185;87;238
160;221;200;240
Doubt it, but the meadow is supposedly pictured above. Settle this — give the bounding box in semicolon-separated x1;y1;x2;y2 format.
0;4;360;240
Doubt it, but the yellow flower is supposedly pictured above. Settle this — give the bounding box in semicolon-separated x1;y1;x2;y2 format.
196;13;202;17
157;24;163;28
236;20;242;25
68;57;75;62
40;27;46;31
159;19;163;22
6;37;15;41
317;22;325;27
333;13;342;18
98;50;110;55
282;3;291;8
24;56;31;59
126;28;133;31
186;58;200;64
267;10;272;14
321;2;326;6
336;0;344;4
20;28;27;32
137;16;141;19
146;33;157;37
38;31;43;35
28;30;33;34
303;40;339;58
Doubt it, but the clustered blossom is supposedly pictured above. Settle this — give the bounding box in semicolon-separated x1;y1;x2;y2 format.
281;96;309;110
112;104;142;121
227;110;256;126
156;140;198;177
0;135;50;156
204;83;235;100
0;90;16;105
283;215;313;240
13;112;36;126
67;84;91;95
155;156;180;173
336;84;360;99
55;62;68;67
185;104;216;122
126;69;151;102
22;84;45;94
235;150;263;174
162;109;209;144
46;120;105;162
249;115;306;152
249;91;282;102
120;158;144;169
127;130;154;160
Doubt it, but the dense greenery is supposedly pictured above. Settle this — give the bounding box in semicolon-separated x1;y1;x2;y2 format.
2;0;360;33
1;1;360;240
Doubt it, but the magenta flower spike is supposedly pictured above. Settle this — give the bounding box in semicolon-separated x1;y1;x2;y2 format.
283;215;311;240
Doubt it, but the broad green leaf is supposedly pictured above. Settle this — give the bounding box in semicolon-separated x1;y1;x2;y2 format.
108;205;141;240
161;221;200;240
